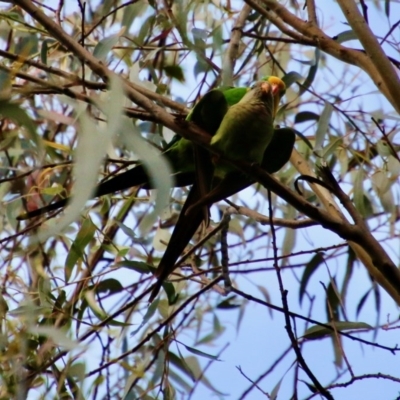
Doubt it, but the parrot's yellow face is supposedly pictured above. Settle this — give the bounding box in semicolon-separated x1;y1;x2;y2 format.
266;76;286;118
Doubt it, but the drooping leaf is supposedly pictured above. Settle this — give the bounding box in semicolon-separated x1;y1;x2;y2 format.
93;34;120;61
164;65;185;82
303;321;373;340
94;278;124;295
168;369;192;392
282;71;302;88
0;100;39;145
294;111;319;124
321;137;342;161
299;253;325;304
291;127;314;150
65;218;96;282
84;290;107;320
341;246;355;305
334;30;358;44
353;168;366;217
216;296;241;309
193;59;209;78
270;377;283;400
117;261;153;274
114;221;136;239
314;102;333;153
15;34;38;57
181;343;221;361
29;326;78;350
168;350;196;382
299;48;320;95
122;2;148;29
184;356;228;395
325;277;341;321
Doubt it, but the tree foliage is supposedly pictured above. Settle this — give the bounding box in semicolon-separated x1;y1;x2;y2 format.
0;1;399;399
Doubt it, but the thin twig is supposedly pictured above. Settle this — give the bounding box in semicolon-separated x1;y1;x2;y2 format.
267;190;333;399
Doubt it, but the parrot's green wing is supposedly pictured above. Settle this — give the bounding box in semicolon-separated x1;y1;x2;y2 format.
185;127;295;214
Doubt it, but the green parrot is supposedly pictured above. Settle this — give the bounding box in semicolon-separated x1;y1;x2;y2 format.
16;78;286;221
149;79;286;302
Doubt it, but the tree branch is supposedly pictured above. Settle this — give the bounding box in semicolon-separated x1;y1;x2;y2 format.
244;0;400;113
222;3;252;86
336;0;400;112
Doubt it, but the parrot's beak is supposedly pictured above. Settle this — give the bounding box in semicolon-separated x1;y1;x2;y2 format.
271;84;281;119
268;77;286;119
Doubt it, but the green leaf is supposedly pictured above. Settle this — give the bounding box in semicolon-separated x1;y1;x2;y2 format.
193;59;209;78
303;321;373;340
303;381;319;394
385;0;390;17
216;296;241;309
282;71;302;88
321;137;342;161
117;260;153;274
294;111;319;124
164;65;185;82
168;369;192;392
353;168;371;217
325;278;340;321
41;39;49;64
184;356;228;395
299;253;325;304
292;128;314;150
156;280;179;305
195;322;225;345
314;102;333;153
192;28;208;40
15;34;38;57
341;246;355;304
84;290;107;320
122;2;148;28
65;218;96;282
94;278;123;295
371;170;395;213
10;305;52;317
68;362;86;380
270;377;283;400
118;121;173;234
131;298;159;335
334;30;358;44
281;223;296;263
211;24;223;52
181;343;221;361
36;79;117;241
114;221;136;239
236;300;247;333
0;293;9;318
137;15;155;45
29;326;78;350
0;70;11;96
0;100;39;143
168;349;198;384
300;48;320;95
93;34;120;61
